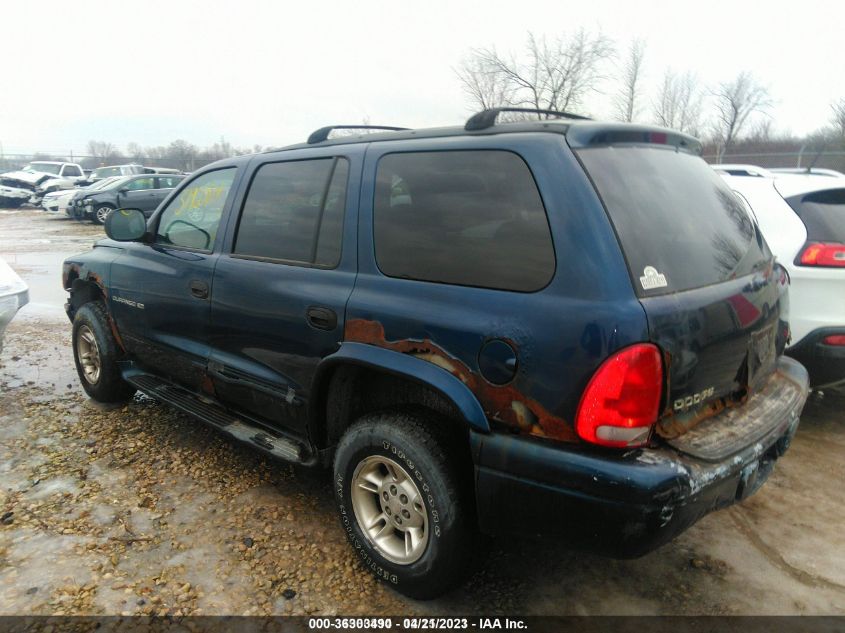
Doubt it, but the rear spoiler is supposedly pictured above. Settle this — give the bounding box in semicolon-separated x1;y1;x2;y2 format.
566;123;702;155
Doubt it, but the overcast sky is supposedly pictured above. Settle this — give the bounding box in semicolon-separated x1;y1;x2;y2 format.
1;0;843;156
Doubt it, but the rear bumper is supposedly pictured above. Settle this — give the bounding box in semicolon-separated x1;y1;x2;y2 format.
786;327;845;389
471;356;809;557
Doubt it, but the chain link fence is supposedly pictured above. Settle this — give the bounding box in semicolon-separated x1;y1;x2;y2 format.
4;149;845;176
704;151;845;173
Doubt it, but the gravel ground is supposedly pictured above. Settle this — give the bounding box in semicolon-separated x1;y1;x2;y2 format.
1;210;844;616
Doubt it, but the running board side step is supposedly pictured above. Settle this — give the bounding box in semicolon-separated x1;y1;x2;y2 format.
126;373;308;464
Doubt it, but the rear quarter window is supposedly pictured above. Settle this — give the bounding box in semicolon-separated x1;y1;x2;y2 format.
576;145;770;296
373;150;555;292
786;188;845;242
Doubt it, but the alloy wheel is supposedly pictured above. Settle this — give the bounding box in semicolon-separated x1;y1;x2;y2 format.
76;325;101;384
350;455;429;565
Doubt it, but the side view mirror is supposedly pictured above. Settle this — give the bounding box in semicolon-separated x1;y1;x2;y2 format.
105;208;147;242
118;188;129;194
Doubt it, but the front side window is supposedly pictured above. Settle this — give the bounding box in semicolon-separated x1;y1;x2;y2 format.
155;168;236;250
234;158;348;267
373;150;555;291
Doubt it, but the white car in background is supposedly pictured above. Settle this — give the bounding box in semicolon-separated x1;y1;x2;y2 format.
769;167;845;179
713;165;845;389
0;257;28;352
41;189;75;213
22;161;87;184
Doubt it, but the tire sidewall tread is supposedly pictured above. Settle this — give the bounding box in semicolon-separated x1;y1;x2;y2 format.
334;409;473;599
72;301;135;403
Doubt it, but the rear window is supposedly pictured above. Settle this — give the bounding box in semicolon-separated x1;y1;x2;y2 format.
373;150;555;292
786;188;845;243
576;145;769;296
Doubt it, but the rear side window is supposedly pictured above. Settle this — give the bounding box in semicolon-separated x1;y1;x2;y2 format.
577;145;769;296
63;165;82;177
124;177;155;191
234;158;348;267
156;176;183;189
786;188;845;242
373;151;555;291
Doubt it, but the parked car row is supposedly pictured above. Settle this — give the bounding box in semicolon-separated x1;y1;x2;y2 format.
63;110;825;597
0;161;186;217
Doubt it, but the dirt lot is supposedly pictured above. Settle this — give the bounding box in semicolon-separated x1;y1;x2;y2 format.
1;209;844;616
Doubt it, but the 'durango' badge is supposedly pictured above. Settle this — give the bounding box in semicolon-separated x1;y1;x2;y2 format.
639;266;667;290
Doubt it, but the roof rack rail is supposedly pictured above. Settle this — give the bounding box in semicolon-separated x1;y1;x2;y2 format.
307;125;410;145
465;107;590;131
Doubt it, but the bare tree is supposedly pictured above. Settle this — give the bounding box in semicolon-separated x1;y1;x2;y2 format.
653;69;704;135
86;140;122;164
456;29;614;116
613;39;646;122
832;99;845;139
711;71;772;161
455;54;515;110
747;119;774;143
126;142;145;163
166;139;198;172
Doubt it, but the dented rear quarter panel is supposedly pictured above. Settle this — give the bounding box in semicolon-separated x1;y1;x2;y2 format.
345;133;650;441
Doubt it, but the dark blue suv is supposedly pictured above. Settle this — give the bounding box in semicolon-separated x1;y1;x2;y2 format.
63;109;810;599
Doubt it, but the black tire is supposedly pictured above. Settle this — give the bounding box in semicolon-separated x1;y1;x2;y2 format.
72;302;136;403
91;204;115;225
333;409;474;599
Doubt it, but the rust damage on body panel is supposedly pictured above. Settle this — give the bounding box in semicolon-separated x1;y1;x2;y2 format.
345;319;577;442
66;264;127;353
655;355;752;441
656;373;775;441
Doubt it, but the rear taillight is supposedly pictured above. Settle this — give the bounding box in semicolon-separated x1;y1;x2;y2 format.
575;343;663;448
822;335;845;346
798;242;845;267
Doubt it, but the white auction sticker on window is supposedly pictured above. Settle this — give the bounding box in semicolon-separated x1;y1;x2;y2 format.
640;266;668;290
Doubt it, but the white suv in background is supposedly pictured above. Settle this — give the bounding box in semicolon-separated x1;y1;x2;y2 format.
714;165;845;389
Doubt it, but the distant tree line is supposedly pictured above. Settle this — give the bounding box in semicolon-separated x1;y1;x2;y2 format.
457;31;845;169
0;138;264;173
83;138;264;172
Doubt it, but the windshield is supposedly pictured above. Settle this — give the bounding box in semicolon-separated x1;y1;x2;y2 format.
576;144;770;296
24;162;61;175
99;176;131;190
90;176;123;190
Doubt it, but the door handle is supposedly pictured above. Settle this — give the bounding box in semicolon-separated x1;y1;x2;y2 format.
306;306;337;330
189;280;209;299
